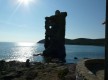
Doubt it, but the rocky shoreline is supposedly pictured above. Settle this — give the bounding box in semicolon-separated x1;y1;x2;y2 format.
0;60;76;80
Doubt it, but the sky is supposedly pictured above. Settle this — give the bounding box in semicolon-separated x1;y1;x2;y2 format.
0;0;106;42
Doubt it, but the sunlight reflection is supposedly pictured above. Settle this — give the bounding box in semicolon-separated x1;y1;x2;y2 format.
6;45;35;62
17;42;35;46
5;42;36;62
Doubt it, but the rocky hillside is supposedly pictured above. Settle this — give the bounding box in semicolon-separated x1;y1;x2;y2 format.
37;38;105;46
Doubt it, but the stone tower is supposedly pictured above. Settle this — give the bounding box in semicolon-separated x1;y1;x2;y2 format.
43;10;67;62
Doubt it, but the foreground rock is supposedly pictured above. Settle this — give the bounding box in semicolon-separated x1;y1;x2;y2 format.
0;60;76;80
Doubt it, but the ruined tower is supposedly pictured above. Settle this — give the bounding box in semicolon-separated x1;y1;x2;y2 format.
43;10;67;62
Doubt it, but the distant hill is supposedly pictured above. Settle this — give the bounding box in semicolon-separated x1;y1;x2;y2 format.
37;38;105;46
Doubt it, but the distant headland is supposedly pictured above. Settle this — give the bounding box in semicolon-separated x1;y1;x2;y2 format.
37;38;105;46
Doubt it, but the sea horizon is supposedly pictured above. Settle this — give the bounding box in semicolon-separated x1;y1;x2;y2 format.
0;42;105;63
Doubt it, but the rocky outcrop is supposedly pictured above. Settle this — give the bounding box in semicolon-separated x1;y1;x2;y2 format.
0;60;76;80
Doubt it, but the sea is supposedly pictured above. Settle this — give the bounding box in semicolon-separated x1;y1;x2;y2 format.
0;42;105;63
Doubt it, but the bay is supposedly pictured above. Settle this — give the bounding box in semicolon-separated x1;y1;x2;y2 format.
0;42;105;63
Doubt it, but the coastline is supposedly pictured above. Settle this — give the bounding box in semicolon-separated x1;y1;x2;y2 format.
37;38;105;46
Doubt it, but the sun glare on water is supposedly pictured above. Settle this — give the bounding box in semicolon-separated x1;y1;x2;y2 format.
17;42;35;46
